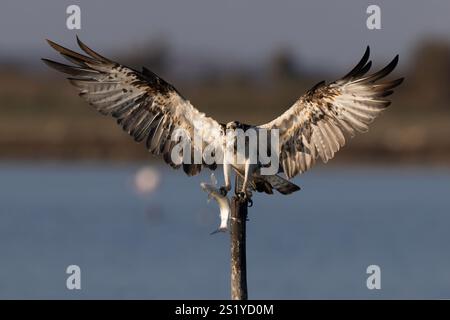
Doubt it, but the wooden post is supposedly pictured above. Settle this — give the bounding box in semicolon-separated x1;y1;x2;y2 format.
230;195;248;300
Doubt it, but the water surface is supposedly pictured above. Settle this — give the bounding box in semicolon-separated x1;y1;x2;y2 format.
0;162;449;299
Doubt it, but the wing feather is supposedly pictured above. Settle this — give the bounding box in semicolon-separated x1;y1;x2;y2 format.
261;46;403;178
43;38;223;175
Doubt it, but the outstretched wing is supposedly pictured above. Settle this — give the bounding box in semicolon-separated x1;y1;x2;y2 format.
260;47;403;179
43;37;223;176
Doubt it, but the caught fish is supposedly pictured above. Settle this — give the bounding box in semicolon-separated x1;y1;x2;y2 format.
200;174;231;234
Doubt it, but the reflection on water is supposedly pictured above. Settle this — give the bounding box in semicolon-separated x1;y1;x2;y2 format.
0;162;449;299
133;166;161;195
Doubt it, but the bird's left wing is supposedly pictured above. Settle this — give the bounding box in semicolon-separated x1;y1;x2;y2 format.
43;37;223;176
260;47;403;179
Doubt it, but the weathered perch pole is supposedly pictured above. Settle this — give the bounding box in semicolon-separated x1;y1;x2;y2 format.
230;192;248;300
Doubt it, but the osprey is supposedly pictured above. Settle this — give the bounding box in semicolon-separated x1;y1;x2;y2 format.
43;37;403;200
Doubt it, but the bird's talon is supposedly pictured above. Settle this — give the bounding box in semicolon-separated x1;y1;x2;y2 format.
219;187;228;196
237;192;253;206
237;191;247;201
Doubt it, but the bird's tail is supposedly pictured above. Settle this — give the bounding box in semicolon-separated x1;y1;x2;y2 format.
264;174;301;195
235;170;301;195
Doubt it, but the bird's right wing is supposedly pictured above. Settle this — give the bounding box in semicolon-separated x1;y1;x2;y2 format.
260;47;403;179
43;37;224;176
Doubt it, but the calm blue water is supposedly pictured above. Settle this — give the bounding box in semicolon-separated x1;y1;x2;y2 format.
0;162;449;299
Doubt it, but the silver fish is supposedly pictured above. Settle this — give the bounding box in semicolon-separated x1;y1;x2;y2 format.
201;174;231;234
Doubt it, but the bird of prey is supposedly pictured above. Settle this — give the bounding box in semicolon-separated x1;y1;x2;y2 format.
43;37;403;200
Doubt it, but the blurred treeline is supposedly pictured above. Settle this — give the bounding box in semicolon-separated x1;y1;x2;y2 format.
0;39;449;164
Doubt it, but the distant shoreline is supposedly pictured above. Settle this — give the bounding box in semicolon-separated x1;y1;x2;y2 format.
1;141;449;167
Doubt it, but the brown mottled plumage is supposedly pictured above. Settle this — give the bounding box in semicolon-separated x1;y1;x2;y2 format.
42;37;222;177
261;46;403;179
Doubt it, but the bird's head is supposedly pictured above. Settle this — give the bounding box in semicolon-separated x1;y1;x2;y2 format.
225;121;242;131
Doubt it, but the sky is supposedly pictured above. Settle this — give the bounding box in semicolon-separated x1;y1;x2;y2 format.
0;0;449;73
